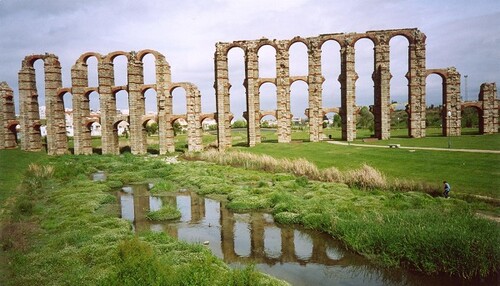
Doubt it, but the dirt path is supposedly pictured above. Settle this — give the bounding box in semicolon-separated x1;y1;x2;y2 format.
328;141;500;154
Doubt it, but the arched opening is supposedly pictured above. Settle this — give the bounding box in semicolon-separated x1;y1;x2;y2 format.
6;123;18;148
201;117;217;146
144;88;158;115
260;114;277;142
322;111;341;140
321;40;342;111
113;55;128;86
259;82;277;111
115;90;129;114
172;117;188;151
354;38;375;139
62;92;73;137
425;73;445;137
461;106;481;135
289;41;308;76
142;53;156;85
389;35;410;138
172;87;187;115
290;80;309;141
113;120;130;153
143;119;159;153
90;122;101;137
86;56;99;87
258;45;276;78
89;91;100;114
33;59;46;122
227;47;247;146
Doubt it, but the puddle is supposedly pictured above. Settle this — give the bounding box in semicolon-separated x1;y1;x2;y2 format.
116;184;497;286
92;171;106;182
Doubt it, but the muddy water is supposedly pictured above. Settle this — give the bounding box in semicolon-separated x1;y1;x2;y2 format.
117;184;496;286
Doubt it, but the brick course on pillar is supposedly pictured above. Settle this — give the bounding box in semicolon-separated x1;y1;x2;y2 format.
98;59;119;155
444;67;462;136
128;52;147;155
71;60;93;155
19;57;42;151
372;33;392;140
0;82;17;149
44;54;67;155
407;31;427;138
276;40;292;143
340;41;358;141
245;44;259;147
214;45;232;150
308;39;324;142
479;83;499;134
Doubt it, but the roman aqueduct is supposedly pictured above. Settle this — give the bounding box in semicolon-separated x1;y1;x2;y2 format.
0;28;498;155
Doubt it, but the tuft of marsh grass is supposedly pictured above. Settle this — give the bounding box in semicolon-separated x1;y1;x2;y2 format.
146;204;181;221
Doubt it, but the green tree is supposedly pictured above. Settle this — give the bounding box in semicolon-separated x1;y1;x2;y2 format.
232;119;247;128
145;122;158;136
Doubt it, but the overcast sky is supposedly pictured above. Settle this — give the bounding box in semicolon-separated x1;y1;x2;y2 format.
0;0;499;119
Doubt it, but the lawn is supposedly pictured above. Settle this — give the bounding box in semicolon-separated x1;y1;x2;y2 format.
0;149;46;205
243;141;500;198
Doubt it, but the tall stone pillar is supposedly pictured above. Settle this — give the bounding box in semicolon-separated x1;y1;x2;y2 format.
19;58;42;151
98;59;119;155
407;30;427;138
245;44;260;147
373;34;392;140
443;67;461;136
479;83;498;134
44;54;67;155
214;44;232;150
308;39;324;142
128;52;147;155
155;54;172;155
186;84;203;152
71;62;93;155
0;82;17;149
339;40;358;141
220;206;236;262
276;40;291;143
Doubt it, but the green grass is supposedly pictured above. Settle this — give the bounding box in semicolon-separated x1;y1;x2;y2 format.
155;161;500;279
146;203;181;221
242;141;500;198
0;149;46;205
0;152;287;286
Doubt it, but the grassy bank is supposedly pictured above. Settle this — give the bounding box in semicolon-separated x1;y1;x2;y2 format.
242;141;500;198
0;152;287;286
152;157;499;279
0;149;46;205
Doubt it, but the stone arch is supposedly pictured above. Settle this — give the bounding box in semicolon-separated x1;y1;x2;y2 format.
19;54;66;154
0;82;17;149
77;52;103;65
425;68;461;136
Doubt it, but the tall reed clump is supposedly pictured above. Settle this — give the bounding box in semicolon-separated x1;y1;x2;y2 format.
189;150;444;193
344;164;387;190
22;163;55;191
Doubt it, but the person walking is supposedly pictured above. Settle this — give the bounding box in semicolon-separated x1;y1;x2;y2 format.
443;181;451;198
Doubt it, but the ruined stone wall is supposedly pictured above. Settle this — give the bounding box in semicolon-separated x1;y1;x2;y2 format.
479;83;498;134
18;54;68;155
215;28;429;149
0;82;17;149
14;50;202;155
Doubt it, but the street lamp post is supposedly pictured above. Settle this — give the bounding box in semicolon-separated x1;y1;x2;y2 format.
447;111;452;148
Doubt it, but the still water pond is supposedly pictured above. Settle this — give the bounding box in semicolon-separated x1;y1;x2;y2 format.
117;184;495;286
